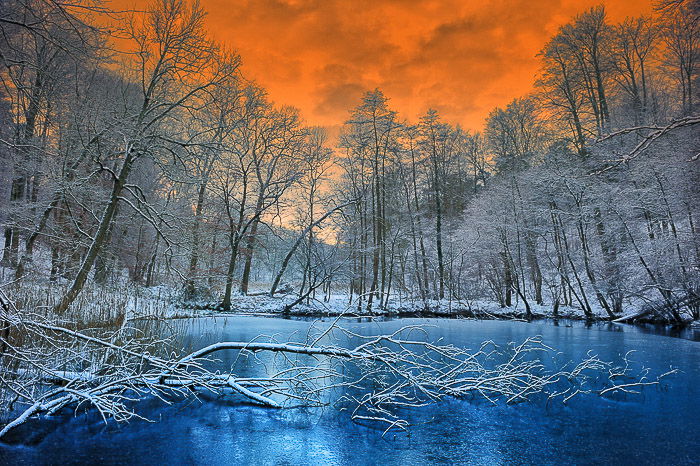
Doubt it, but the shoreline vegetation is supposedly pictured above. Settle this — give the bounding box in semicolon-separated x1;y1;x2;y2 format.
4;267;697;329
176;296;698;325
115;284;700;328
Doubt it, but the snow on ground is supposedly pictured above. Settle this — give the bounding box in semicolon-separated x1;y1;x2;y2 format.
0;268;661;323
128;286;612;322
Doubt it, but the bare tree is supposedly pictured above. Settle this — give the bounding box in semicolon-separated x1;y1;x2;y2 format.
52;0;238;313
658;0;699;114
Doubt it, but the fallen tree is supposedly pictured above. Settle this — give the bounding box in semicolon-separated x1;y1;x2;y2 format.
613;294;700;324
0;289;675;440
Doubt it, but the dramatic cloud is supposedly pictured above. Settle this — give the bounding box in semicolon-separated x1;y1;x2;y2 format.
136;0;653;130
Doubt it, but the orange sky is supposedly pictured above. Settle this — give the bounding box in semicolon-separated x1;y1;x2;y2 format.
120;0;653;131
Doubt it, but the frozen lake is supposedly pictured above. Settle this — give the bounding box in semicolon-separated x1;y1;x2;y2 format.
2;317;699;465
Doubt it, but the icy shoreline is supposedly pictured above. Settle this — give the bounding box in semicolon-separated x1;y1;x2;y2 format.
129;289;697;327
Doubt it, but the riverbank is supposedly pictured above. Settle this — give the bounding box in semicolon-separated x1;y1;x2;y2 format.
133;288;699;329
3;274;694;329
144;292;605;320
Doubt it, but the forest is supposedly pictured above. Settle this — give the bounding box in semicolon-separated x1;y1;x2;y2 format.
0;0;698;461
0;0;698;322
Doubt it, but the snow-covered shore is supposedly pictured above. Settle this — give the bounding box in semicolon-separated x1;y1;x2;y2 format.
132;287;674;324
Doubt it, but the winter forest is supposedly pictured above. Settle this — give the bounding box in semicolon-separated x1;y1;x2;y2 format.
0;0;699;464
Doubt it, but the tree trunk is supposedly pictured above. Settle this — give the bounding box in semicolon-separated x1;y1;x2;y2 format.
185;181;207;298
240;195;264;295
53;147;136;314
433;156;445;299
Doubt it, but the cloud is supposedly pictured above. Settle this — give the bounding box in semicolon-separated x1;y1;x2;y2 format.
180;0;652;130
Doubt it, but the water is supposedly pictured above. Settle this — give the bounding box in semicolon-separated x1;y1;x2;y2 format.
1;317;699;465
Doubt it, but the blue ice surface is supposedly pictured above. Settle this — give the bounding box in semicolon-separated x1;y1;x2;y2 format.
1;317;699;465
